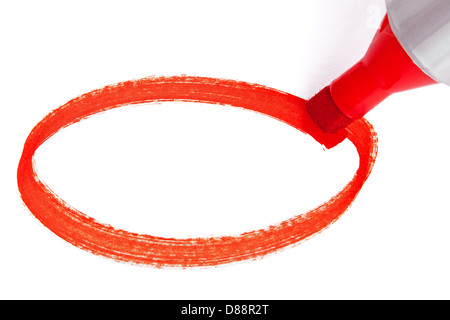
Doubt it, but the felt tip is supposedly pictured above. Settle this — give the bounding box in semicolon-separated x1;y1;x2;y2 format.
306;86;354;134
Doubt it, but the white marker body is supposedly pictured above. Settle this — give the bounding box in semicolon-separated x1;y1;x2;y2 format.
386;0;450;86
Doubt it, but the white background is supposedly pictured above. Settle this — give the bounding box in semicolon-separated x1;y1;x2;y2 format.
2;0;450;300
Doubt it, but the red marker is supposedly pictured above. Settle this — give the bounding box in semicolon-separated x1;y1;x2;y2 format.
307;0;450;134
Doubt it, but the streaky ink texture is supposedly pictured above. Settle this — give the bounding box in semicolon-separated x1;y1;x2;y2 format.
17;76;378;267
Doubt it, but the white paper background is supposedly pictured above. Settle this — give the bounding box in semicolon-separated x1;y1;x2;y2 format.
2;0;450;299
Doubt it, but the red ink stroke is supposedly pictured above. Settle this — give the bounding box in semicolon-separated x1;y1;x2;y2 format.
17;76;377;267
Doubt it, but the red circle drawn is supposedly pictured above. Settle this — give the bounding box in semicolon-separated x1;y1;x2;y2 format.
17;76;377;267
